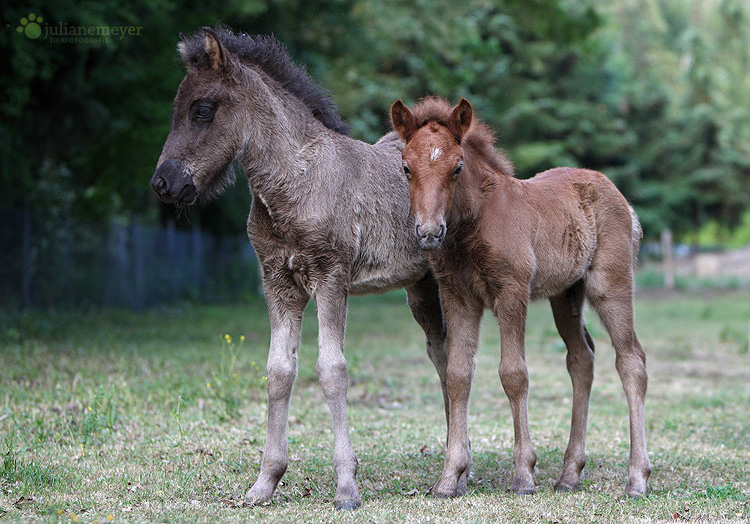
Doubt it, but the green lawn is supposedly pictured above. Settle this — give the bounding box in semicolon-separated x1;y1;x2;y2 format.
1;290;749;522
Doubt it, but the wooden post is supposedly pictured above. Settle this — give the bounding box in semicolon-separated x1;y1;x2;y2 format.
166;218;176;299
21;199;32;309
64;205;73;306
192;222;202;300
661;229;675;291
132;219;145;310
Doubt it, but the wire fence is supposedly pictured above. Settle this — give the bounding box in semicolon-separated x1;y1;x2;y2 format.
0;207;261;310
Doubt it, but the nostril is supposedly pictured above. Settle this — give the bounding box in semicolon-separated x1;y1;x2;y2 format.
155;177;167;192
415;224;423;238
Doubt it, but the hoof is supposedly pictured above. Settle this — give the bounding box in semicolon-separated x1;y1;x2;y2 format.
334;499;361;511
554;481;580;493
625;488;648;500
244;488;273;507
625;479;648;499
244;496;271;507
511;481;537;496
429;482;459;499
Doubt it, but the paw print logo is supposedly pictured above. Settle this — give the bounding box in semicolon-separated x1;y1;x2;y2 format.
17;13;44;39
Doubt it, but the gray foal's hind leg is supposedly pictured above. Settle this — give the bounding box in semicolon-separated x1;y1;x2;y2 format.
406;274;448;430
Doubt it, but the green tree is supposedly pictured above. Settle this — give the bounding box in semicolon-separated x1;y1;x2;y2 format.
605;0;750;240
3;0;747;244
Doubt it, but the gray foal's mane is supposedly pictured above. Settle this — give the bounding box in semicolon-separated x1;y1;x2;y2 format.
180;27;350;135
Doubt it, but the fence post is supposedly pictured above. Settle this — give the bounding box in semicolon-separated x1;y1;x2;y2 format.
192;222;202;299
132;219;146;310
166;218;176;299
661;229;675;291
103;221;126;306
21;199;33;309
64;205;74;306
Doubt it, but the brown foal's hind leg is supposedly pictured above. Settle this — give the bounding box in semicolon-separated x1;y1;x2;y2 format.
587;272;651;497
495;291;537;495
406;274;476;494
245;279;308;506
550;282;595;492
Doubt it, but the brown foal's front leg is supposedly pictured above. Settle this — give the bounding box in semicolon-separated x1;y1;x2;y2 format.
430;290;483;498
406;275;471;490
495;292;537;495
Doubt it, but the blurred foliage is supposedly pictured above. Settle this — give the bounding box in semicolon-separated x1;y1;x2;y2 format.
1;0;749;242
602;0;750;239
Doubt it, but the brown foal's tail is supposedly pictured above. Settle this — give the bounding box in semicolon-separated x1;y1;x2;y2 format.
630;205;643;271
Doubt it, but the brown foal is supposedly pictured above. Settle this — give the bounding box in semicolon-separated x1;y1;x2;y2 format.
391;96;651;498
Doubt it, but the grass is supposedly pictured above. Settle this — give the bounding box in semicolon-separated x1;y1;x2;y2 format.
1;289;749;523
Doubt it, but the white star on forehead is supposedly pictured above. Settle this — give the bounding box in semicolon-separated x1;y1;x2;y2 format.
429;147;442;162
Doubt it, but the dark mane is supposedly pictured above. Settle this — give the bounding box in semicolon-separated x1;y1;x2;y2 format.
180;28;350;135
410;97;515;178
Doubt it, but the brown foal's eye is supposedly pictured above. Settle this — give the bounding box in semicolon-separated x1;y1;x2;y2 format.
453;161;464;178
403;164;412;179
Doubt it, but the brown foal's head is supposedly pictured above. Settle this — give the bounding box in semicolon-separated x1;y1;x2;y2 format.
391;98;472;249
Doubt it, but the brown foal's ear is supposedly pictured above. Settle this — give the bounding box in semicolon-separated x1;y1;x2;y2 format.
448;98;473;142
391;100;418;142
203;27;227;72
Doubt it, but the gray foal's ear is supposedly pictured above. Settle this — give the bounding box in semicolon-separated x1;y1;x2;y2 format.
177;32;190;63
203;27;226;71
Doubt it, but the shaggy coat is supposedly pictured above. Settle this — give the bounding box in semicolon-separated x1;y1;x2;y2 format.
392;96;650;498
152;29;450;510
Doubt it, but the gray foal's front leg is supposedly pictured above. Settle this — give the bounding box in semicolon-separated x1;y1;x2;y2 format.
315;287;361;510
245;284;308;506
